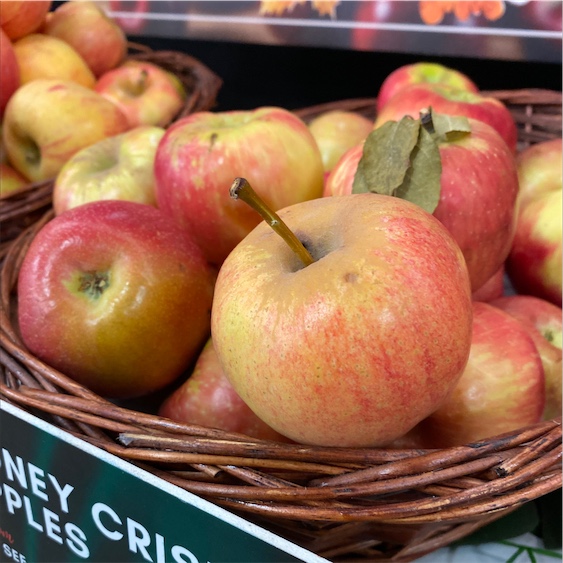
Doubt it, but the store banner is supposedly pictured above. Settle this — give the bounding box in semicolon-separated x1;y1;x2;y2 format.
0;402;328;563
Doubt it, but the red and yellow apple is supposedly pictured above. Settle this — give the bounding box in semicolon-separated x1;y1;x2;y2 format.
491;294;562;420
308;109;373;174
212;192;473;447
2;79;130;182
0;28;19;119
0;0;51;41
13;33;96;88
325;117;519;292
154;107;325;267
0;162;27;196
506;139;562;306
471;265;505;302
43;0;127;77
53;125;164;214
17;200;216;399
95;61;186;128
377;62;479;113
159;338;290;442
417;301;545;448
374;83;518;153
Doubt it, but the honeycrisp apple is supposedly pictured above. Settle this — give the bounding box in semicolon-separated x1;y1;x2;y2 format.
325;115;519;292
507;139;563;306
417;301;545;448
17;200;216;399
376;62;479;113
374;83;518;153
0;29;19;118
53;125;164;214
211;183;473;447
308;110;373;174
43;0;127;77
2;79;129;182
0;0;52;41
491;295;562;420
13;33;96;88
159;338;289;442
95;61;186;128
155;107;325;267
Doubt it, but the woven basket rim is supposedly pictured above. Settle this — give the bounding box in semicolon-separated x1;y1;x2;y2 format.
1;86;562;562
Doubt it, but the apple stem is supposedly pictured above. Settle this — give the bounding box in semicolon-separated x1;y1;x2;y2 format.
230;177;315;267
419;108;436;135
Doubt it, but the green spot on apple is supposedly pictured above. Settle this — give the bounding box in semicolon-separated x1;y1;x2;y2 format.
24;138;41;168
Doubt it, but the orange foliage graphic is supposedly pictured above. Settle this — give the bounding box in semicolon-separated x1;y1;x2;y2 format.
419;1;506;25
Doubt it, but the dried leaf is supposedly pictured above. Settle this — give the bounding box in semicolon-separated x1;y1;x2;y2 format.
352;117;420;196
395;126;442;214
432;112;472;142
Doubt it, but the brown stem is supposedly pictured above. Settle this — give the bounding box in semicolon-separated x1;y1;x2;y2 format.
230;178;315;267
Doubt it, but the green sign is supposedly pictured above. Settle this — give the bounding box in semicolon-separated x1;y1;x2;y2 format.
0;402;328;563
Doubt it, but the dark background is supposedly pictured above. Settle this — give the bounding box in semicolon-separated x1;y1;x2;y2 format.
135;35;562;111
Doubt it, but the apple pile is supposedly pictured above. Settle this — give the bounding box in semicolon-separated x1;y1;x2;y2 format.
10;52;563;449
0;0;187;191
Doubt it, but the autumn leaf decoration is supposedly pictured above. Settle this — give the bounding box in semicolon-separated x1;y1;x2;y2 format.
259;0;340;18
419;1;506;25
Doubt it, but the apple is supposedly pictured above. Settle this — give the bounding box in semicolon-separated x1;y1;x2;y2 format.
373;83;518;153
324;117;519;292
43;0;127;78
0;29;20;119
2;79;130;182
108;0;149;35
95;61;186;128
471;265;505;302
13;33;96;88
53;125;165;215
377;62;479;113
417;302;545;448
17;200;216;399
211;189;473;447
0;0;52;41
307;110;373;174
506;139;562;307
159;338;290;442
0;162;28;196
490;295;562;420
154;107;325;267
516;138;562;205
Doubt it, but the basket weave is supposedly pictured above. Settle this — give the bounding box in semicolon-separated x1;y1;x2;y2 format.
1;88;562;562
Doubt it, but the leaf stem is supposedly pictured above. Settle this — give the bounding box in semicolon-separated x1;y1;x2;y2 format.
230;177;315;267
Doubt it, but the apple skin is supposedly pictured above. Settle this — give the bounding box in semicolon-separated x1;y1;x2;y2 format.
13;33;96;89
416;302;545;448
2;79;130;182
490;295;562;420
0;29;20;119
43;0;127;78
154;107;325;267
516;138;562;206
53;125;164;215
0;0;52;41
308;110;373;174
95;61;186;128
471;265;505;302
377;62;479;113
506;139;562;306
159;339;291;442
211;193;473;447
17;200;216;399
507;189;562;307
374;83;518;153
0;162;28;196
325;118;519;292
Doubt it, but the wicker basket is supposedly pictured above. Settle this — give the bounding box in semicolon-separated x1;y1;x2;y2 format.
1;88;562;563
